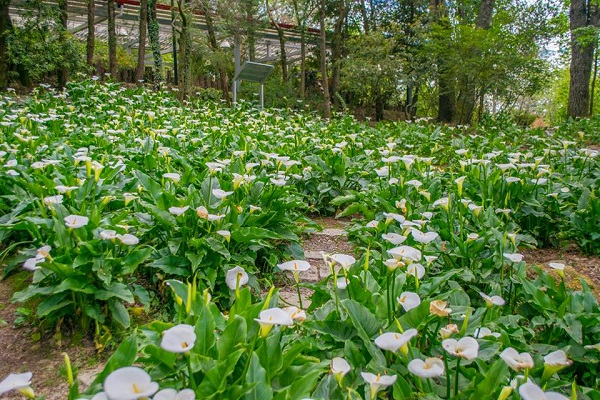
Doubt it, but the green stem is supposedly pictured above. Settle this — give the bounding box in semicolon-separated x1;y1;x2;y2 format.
443;353;451;399
296;281;303;310
454;357;461;397
187;353;197;389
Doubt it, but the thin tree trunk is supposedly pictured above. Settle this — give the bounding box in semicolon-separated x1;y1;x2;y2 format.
266;0;287;83
319;0;331;119
568;0;598;118
57;0;68;88
331;0;350;107
147;0;163;87
0;0;11;90
135;0;148;83
431;0;454;123
86;0;94;68
107;0;117;78
201;0;230;102
176;0;191;100
591;47;599;114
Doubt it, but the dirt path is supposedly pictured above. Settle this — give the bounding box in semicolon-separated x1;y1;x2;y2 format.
0;275;102;399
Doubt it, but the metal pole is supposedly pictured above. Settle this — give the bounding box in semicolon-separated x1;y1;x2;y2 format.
260;83;264;109
171;0;178;85
233;35;241;107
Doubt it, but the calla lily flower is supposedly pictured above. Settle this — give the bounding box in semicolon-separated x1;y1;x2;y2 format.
442;337;479;360
117;234;139;246
387;245;421;263
255;308;294;337
163;173;181;183
542;350;572;380
0;372;34;397
518;381;568;400
503;253;524;263
430;300;452;317
328;254;355;269
479;292;505;307
432;197;450;210
381;233;407;245
361;372;397;400
169;206;189;216
397;291;421;312
103;366;159;400
161;324;196;353
65;215;89;229
439;324;459;339
283;306;306;322
100;230;118;240
474;327;500;339
374;329;418;353
411;230;439;244
226;266;249;291
331;357;351;386
277;260;311;282
408;357;445;378
212;189;233;199
500;347;534;371
44;195;63;206
406;263;425;279
217;230;231;242
153;388;196;400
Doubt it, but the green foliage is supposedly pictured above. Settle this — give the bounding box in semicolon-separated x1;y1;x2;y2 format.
6;0;85;84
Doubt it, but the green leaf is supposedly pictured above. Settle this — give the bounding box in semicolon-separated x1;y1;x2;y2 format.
37;292;73;318
244;353;273;400
108;298;130;328
218;314;247;360
206;237;231;260
96;282;135;303
122;248;153;275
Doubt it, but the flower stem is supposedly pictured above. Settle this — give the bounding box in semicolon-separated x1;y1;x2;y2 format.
443;353;451;399
454;358;461;397
296;281;303;310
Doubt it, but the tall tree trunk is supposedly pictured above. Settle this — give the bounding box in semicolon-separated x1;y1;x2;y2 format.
176;1;191;100
135;0;148;83
0;0;11;90
568;0;599;118
201;0;230;102
431;0;454;123
147;0;163;87
266;0;287;83
330;0;350;107
107;0;117;78
319;0;331;119
57;0;68;88
456;0;495;124
86;0;95;68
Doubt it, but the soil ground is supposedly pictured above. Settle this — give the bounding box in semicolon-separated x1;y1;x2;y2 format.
1;217;599;398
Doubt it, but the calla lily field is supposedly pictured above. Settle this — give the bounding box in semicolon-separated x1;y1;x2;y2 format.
1;80;600;399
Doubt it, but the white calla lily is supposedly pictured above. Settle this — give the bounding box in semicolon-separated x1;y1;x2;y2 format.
442;337;479;360
161;324;196;353
103;366;159;400
408;357;445;378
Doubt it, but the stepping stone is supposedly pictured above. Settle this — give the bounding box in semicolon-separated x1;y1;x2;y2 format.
304;250;324;260
314;228;346;237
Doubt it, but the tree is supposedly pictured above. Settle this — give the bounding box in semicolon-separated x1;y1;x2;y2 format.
341;31;403;121
86;0;94;69
199;0;230;102
107;0;117;78
291;0;317;98
0;0;10;89
147;0;163;86
174;0;192;100
319;0;331;118
568;0;600;118
134;0;148;83
265;0;288;83
57;0;68;87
